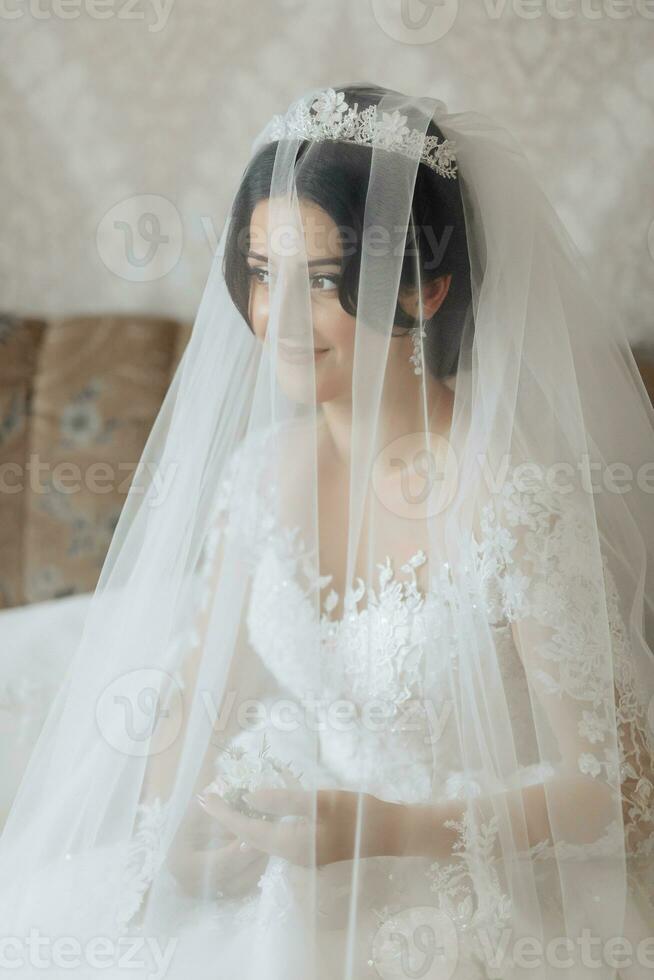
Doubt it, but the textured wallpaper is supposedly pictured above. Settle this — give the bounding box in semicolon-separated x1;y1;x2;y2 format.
1;0;653;345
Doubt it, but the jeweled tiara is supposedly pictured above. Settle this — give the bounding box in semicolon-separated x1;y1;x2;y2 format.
263;88;457;180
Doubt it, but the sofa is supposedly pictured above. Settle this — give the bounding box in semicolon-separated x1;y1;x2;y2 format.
0;313;192;610
0;312;193;826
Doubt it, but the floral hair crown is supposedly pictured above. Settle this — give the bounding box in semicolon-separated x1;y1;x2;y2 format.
263;88;458;180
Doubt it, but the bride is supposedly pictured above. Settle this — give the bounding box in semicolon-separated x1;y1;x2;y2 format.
0;82;652;980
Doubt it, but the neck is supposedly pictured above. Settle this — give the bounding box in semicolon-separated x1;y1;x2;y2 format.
317;334;454;468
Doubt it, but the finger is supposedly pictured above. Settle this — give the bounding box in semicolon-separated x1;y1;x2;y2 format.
172;843;265;898
213;836;263;875
197;793;280;852
198;793;310;862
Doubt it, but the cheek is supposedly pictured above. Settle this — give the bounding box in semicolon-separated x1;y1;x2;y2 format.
313;300;356;354
250;286;356;354
249;287;268;343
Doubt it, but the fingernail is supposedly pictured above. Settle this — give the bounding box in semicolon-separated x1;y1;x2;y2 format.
196;793;207;806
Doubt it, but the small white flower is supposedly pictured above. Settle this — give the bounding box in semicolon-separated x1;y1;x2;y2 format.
437;138;457;165
533;670;560;695
209;734;303;810
267;114;286;140
311;89;348;126
401;550;427;573
578;710;606;744
502;569;531;616
323;588;339;613
578;753;601;777
376;110;409;148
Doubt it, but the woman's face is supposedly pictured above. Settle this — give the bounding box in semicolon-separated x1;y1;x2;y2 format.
246;197;356;404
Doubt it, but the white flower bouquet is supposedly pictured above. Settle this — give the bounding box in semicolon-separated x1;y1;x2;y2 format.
203;733;304;822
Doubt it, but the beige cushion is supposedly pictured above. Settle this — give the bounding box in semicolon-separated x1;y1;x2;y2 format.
0;314;190;608
0;316;46;608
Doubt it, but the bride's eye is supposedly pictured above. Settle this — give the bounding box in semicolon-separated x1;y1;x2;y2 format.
247;266;272;285
247;267;338;292
311;274;340;292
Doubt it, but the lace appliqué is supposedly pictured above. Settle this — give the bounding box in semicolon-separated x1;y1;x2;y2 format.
209;439;654;923
477;467;654;859
424;810;513;974
210;858;296;932
322;550;428;706
115;797;168;934
255;859;296;926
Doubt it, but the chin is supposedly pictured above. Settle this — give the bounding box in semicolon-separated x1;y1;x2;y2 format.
314;373;350;404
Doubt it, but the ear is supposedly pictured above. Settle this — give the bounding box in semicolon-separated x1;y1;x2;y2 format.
399;274;452;320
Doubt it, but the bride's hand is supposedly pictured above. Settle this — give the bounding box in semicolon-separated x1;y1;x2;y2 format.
197;788;404;867
167;836;268;898
166;804;268;897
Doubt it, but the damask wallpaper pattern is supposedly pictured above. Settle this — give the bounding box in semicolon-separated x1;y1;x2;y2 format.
0;0;652;345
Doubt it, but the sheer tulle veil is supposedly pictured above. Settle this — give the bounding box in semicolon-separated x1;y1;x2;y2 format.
0;83;652;980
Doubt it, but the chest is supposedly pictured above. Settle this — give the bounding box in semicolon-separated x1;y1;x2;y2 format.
311;466;443;623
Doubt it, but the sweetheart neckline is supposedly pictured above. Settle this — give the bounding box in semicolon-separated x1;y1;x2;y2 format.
317;546;430;622
251;524;484;631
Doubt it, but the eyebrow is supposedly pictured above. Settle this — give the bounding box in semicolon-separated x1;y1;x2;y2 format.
246;250;341;268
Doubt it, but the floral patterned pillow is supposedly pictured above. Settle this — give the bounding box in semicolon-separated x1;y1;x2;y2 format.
0;314;191;609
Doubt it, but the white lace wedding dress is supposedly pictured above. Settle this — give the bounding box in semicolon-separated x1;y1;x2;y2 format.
3;426;652;979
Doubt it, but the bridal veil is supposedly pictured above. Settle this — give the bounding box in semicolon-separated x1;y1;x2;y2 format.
0;83;653;980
